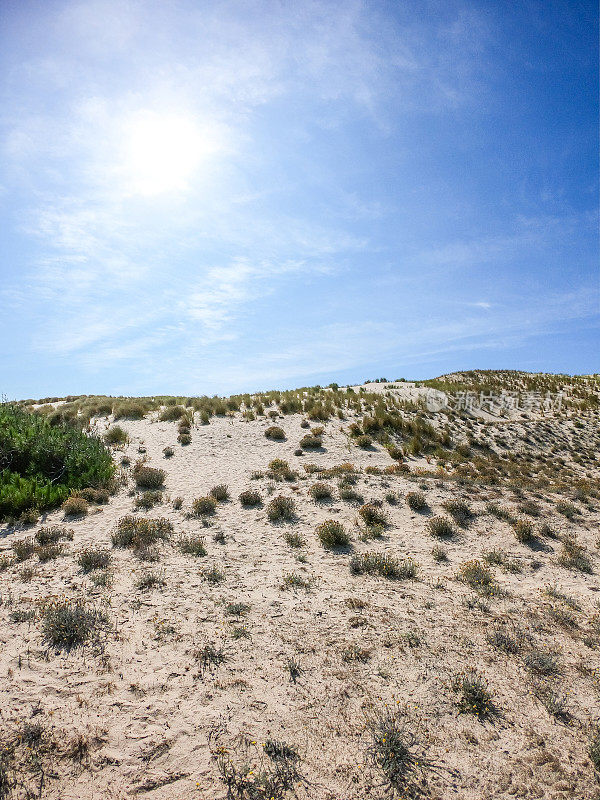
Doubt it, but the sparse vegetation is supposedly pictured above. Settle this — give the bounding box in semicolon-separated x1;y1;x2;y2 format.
267;495;296;522
316;519;349;548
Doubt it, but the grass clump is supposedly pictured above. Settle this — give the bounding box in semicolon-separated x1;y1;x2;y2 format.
163;446;174;458
558;535;592;573
457;560;498;595
104;425;128;445
178;432;192;445
209;484;230;502
192;496;218;516
299;433;322;450
159;405;186;421
589;727;600;774
524;648;560;675
203;565;225;584
134;490;162;510
35;526;73;546
316;519;350;549
428;516;455;538
405;491;427;511
111;516;173;549
339;484;363;503
135;570;166;591
62;495;89;517
265;426;286;440
452;669;494;717
350;552;418;579
367;709;426;793
78;548;112;573
178;534;207;556
267;495;296;522
556;500;581;519
281;572;313;590
441;499;473;526
283;531;306;548
12;538;37;562
358;503;387;527
309;482;333;501
41;600;109;651
267;459;297;481
37;544;65;562
133;463;165;489
513;518;534;543
239;490;262;507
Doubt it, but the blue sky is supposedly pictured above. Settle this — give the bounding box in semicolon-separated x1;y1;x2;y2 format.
1;0;598;399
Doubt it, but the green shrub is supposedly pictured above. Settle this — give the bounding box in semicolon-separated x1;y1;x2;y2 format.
192;496;218;516
111;516;173;548
356;434;372;449
359;504;387;526
405;491;426;511
163;446;175;458
37;544;65;562
12;537;36;561
62;496;89;517
134;490;162;510
159;405;186;421
78;548;112;573
265;426;286;440
267;459;296;481
589;727;600;773
135;570;166;590
267;495;296;522
133;464;165;489
350;552;418;579
41;601;109;651
457;560;497;594
0;403;114;520
309;482;333;501
367;709;424;792
178;433;192;445
104;426;128;445
316;520;349;548
112;401;149;420
239;490;262;507
558;536;592;573
427;516;455;537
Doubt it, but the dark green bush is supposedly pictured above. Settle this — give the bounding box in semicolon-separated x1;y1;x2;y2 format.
0;403;114;520
104;426;128;445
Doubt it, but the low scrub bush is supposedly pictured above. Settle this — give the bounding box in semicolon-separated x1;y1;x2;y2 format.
350;552;418;579
316;520;349;548
405;491;426;511
359;504;387;526
41;601;109;651
457;560;497;594
133;463;165;489
209;484;230;502
178;534;207;556
299;434;322;450
104;426;128;445
355;434;372;449
239;490;262;507
428;516;455;537
62;496;89;517
78;548;112;573
309;482;333;501
192;496;218;516
35;526;73;546
265;426;286;440
267;495;296;522
513;518;534;543
134;490;162;510
111;516;173;548
441;500;473;526
452;669;494;717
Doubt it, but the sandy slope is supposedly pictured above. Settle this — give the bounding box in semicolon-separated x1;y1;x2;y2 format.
1;402;599;799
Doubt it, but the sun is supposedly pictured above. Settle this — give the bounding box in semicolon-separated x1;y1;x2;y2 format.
121;111;215;197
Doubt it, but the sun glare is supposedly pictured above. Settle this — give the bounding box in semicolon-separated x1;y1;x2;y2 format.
121;111;215;196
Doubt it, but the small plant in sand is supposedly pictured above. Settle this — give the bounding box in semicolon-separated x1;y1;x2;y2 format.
135;570;166;591
194;643;227;673
35;526;73;546
359;503;387;527
104;425;128;445
339;484;363;503
427;516;455;538
62;496;88;517
556;500;581;520
209;484;230;502
178;432;192;445
163;446;174;458
589;727;600;774
225;602;251;617
37;544;65;562
178;534;207;557
111;516;173;549
281;572;313;590
316;520;349;549
284;531;306;548
203;565;225;584
452;669;494;717
133;463;165;489
355;434;372;449
299;434;322;450
172;496;183;509
265;426;286;440
513;518;534;543
441;499;473;526
309;482;333;501
41;600;109;651
74;487;110;504
267;495;296;522
405;491;427;511
192;496;218;516
350;552;417;579
558;535;592;573
239;490;262;507
134;490;163;510
78;548;112;573
457;560;498;594
267;459;297;481
367;709;427;793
